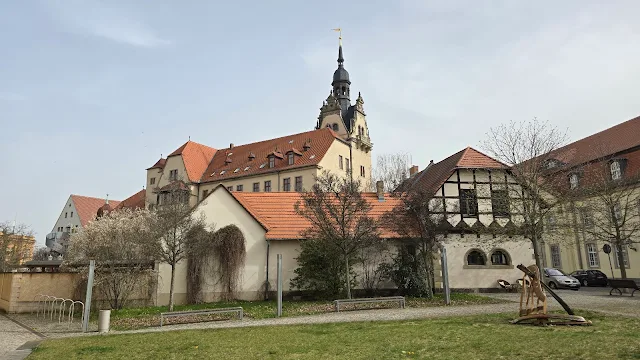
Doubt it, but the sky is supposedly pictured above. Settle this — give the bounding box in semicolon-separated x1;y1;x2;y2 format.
2;0;640;246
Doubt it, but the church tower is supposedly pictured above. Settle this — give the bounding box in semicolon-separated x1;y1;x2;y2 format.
316;34;372;155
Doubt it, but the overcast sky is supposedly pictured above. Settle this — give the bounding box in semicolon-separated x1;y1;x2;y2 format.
2;0;640;245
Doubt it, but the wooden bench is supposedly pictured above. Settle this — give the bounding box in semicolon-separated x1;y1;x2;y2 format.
608;279;639;296
160;307;243;327
334;296;405;312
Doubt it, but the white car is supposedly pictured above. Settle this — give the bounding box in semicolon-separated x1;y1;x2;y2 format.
543;268;581;290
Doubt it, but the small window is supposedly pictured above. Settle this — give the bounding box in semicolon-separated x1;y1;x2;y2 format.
169;169;178;181
69;203;71;207
550;244;562;268
614;245;630;268
227;186;233;192
467;250;486;266
309;155;315;159
491;189;509;217
260;163;266;169
65;212;68;218
460;189;478;217
269;156;275;168
579;208;593;228
264;180;272;192
613;202;622;221
332;123;339;131
360;165;365;177
288;140;294;144
236;185;243;192
339;155;343;170
569;174;579;189
545;214;557;231
491;250;509;265
283;178;291;192
586;243;599;267
220;170;226;175
244;166;250;171
234;168;240;173
150;177;156;185
288;153;295;165
295;176;303;192
203;190;209;198
610;161;622;180
70;212;73;218
345;158;350;172
253;182;260;192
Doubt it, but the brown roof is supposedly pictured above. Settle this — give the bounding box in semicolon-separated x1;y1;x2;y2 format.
71;195;121;227
200;128;340;184
229;191;402;240
114;189;146;211
547;115;640;168
403;147;507;195
167;141;217;182
146;158;166;170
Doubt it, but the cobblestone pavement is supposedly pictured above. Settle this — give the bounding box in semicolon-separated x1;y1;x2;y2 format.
0;313;41;360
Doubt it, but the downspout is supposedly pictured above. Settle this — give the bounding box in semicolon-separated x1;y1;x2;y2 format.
265;240;270;300
348;138;354;183
277;171;281;191
569;201;584;269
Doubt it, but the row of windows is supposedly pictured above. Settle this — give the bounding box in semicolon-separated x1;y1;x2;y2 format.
466;249;510;266
64;211;74;218
549;200;640;231
459;189;510;217
548;243;629;269
205;177;304;197
57;225;79;233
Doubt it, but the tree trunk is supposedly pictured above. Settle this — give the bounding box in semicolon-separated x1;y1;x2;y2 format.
345;255;351;299
169;262;176;311
531;234;543;271
615;244;627;279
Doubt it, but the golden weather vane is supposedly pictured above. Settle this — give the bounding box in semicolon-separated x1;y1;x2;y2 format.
331;28;342;46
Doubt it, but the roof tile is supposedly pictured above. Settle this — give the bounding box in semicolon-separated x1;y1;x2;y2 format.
71;195;121;227
168;141;217;182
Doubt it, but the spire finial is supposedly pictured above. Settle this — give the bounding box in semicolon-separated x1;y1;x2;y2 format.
105;193;109;205
332;28;344;64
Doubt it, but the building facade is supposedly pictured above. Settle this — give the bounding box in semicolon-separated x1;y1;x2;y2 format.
145;42;373;210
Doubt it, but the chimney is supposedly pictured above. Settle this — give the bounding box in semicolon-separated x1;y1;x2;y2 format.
409;165;419;177
229;143;234;149
376;181;384;201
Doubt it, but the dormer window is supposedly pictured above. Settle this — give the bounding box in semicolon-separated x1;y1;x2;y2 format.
288;153;294;165
269;156;275;168
569;173;579;189
544;159;560;169
610;161;622;180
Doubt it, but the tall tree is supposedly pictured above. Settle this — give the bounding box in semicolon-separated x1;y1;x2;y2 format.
66;208;156;309
380;185;454;299
482;118;567;270
152;182;209;310
292;171;381;299
0;221;34;272
371;153;411;192
562;148;640;279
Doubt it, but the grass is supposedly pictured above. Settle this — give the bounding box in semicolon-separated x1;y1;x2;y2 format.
29;311;640;360
106;293;503;330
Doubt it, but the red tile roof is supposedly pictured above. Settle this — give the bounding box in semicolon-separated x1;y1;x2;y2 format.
71;195;121;227
230;191;402;240
547;115;640;168
167;141;217;182
200;128;340;183
146;158;166;170
402;147;507;195
113;189;146;211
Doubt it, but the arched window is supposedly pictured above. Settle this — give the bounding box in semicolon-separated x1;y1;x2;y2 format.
332;123;339;131
341;86;346;95
491;250;510;265
466;249;486;266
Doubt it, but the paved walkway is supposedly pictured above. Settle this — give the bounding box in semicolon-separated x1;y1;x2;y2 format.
0;313;42;360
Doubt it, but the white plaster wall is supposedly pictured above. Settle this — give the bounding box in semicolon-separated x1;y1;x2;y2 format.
443;235;534;289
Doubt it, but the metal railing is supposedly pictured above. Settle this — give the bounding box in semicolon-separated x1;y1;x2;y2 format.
33;294;85;328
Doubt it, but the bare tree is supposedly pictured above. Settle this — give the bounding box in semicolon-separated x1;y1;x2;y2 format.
0;221;34;272
32;247;52;261
561;149;640;279
152;183;209;310
66;208;156;309
482;118;567;270
381;186;455;299
371;153;411;192
293;171;381;299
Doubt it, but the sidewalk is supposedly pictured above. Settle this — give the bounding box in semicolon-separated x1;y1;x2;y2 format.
0;313;42;360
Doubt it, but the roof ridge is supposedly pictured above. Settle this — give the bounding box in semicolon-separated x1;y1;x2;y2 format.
218;128;336;152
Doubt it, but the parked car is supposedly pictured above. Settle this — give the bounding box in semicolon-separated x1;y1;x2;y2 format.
543;268;580;290
569;269;608;287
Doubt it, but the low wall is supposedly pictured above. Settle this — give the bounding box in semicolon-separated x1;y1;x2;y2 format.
0;271;158;313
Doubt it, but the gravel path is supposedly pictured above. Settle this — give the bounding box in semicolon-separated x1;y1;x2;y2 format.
0;313;41;360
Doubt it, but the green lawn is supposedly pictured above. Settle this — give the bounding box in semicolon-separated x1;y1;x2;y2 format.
29;311;639;360
107;293;503;330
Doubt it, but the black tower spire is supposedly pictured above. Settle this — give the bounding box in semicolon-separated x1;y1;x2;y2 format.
332;41;351;116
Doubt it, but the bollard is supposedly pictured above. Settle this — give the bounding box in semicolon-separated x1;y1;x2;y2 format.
98;310;111;333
